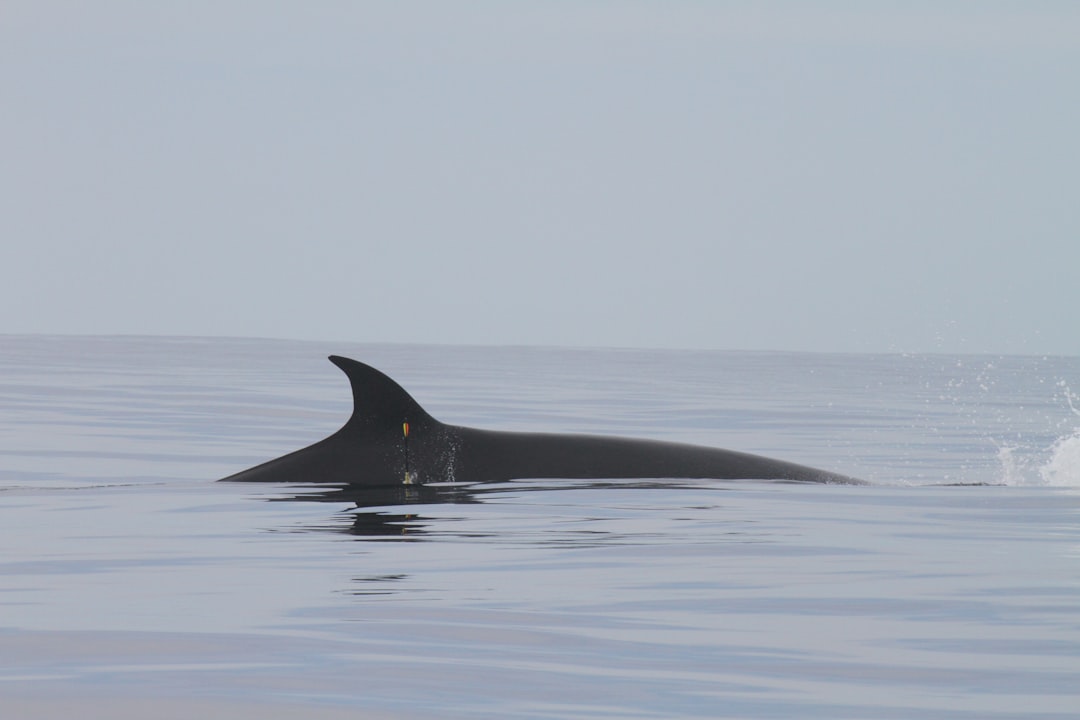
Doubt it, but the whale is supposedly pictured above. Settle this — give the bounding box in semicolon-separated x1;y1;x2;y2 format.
220;356;864;486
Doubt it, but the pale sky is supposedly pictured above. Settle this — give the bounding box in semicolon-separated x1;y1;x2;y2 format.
2;2;1077;355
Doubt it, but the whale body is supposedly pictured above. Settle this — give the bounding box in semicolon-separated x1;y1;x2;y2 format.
220;356;863;486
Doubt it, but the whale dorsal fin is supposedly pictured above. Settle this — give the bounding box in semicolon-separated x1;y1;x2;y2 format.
328;356;435;432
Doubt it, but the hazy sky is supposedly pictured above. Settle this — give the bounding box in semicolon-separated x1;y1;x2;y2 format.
2;2;1077;355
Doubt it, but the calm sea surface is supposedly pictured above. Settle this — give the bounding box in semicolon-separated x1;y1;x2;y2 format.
1;335;1078;719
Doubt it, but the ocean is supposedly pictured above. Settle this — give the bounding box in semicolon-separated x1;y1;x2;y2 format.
1;335;1078;719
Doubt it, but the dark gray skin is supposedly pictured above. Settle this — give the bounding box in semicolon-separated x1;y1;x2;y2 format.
220;356;864;486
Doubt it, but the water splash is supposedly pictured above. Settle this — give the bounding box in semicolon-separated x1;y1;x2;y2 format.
1036;383;1080;486
1038;430;1080;486
994;443;1026;486
996;382;1080;487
